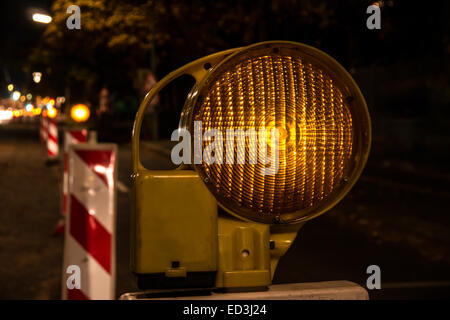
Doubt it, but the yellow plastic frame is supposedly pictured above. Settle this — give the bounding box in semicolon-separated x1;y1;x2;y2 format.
131;41;370;288
132;47;239;173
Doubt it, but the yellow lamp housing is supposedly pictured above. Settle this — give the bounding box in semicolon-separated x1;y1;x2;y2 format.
131;41;371;291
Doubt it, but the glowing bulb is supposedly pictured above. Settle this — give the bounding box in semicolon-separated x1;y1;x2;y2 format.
47;108;57;118
12;91;21;101
70;104;90;122
32;72;42;83
32;13;52;24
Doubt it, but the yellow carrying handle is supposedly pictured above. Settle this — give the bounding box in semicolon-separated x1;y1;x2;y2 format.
131;48;241;173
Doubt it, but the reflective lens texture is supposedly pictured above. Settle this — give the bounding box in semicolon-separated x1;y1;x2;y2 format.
182;43;370;224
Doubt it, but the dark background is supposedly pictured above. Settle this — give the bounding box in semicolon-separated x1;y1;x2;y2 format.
0;0;449;299
2;1;449;138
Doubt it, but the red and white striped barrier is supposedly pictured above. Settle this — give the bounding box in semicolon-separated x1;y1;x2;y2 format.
62;143;117;300
40;117;48;143
53;129;88;236
63;129;88;216
47;120;59;160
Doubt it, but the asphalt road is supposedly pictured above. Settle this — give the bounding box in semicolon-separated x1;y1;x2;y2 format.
1;120;449;299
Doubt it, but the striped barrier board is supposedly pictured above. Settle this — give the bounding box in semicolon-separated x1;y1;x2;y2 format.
47;119;59;159
40;116;48;143
53;129;89;236
63;129;88;216
62;143;117;300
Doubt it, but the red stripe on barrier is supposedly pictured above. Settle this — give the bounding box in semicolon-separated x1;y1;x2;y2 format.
67;288;89;300
74;150;113;187
69;130;88;143
70;195;111;273
49;134;58;143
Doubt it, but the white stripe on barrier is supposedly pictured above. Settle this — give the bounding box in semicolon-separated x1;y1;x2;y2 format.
40;117;48;142
48;139;58;155
48;123;58;138
71;151;114;232
63;172;68;194
47;120;59;158
63;129;87;215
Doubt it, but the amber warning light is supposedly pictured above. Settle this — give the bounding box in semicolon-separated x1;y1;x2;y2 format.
170;42;371;225
70;104;90;123
130;41;371;291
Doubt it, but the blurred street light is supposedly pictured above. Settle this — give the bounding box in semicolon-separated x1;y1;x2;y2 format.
32;72;42;83
47;107;57;118
12;91;21;101
33;107;42;116
32;13;52;24
26;94;33;101
56;97;66;104
0;109;13;121
7;84;14;92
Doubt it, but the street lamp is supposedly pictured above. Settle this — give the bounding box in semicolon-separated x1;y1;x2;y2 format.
12;91;21;101
32;13;52;24
32;72;42;83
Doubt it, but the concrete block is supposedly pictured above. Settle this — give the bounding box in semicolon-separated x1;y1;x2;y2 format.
119;280;369;300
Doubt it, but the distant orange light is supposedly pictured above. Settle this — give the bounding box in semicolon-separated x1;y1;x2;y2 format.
70;104;90;122
47;108;58;118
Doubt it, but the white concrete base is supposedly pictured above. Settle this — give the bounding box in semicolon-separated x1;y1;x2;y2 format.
120;281;369;300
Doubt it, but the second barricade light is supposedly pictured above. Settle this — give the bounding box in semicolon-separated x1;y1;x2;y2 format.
70;104;90;123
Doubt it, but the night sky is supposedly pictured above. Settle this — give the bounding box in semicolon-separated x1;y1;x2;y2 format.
0;1;52;94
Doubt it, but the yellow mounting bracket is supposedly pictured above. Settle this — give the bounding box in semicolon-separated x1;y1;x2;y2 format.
132;47;239;173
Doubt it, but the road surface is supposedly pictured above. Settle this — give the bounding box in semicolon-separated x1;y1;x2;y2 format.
0;121;449;299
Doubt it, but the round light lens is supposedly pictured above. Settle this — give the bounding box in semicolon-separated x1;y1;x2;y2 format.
181;42;371;224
